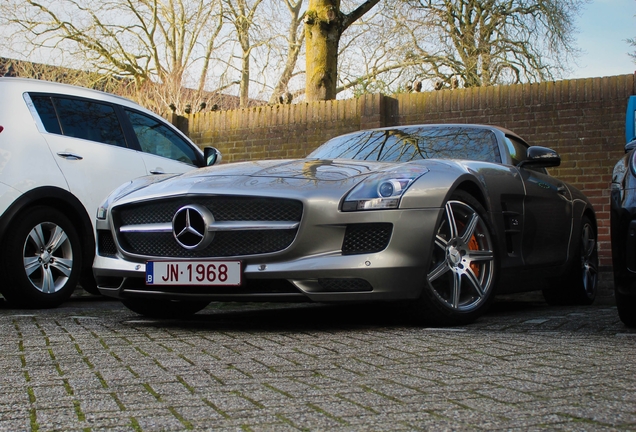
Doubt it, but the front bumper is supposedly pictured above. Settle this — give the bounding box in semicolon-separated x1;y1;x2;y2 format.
93;208;442;303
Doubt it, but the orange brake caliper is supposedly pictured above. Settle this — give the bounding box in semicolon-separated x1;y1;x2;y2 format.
457;219;481;278
468;235;480;277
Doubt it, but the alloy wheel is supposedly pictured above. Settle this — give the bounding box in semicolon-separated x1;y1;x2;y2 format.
580;222;598;300
427;200;495;312
23;221;74;294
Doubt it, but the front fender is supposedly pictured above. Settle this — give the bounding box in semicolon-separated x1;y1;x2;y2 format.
400;160;518;211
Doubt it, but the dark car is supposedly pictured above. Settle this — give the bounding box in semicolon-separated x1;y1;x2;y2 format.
93;124;598;326
611;136;636;327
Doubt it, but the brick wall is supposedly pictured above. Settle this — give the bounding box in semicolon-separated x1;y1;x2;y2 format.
183;74;636;267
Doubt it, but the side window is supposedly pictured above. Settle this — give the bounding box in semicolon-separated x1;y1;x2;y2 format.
505;136;547;173
504;136;529;166
30;95;127;147
125;109;198;166
30;96;62;134
53;98;127;147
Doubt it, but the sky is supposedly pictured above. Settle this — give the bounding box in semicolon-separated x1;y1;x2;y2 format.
569;0;636;78
0;0;633;83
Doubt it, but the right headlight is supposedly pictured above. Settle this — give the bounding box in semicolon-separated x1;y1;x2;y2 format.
342;166;428;211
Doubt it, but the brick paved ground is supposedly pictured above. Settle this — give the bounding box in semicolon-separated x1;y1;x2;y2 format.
0;292;634;431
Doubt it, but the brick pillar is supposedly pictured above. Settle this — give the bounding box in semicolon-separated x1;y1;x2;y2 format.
358;94;386;129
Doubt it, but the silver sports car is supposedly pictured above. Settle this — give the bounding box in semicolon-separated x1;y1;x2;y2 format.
93;124;598;325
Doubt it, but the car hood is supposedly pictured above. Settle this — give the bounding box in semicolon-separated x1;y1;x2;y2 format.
189;158;397;181
113;158;419;205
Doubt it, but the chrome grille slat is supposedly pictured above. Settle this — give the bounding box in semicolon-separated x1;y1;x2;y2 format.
119;220;299;233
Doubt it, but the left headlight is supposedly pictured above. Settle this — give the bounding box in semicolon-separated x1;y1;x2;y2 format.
342;166;428;211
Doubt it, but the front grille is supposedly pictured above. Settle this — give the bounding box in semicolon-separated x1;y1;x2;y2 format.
113;196;302;258
119;231;297;258
97;230;117;257
342;223;392;255
116;196;302;225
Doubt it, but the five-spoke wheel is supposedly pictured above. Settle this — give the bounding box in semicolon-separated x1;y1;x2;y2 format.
1;206;82;308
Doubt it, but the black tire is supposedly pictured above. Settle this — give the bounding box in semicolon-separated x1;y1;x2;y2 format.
0;206;82;308
543;216;598;306
616;289;636;328
413;190;498;326
122;298;210;319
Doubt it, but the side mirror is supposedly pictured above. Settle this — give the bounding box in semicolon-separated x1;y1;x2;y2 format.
203;147;222;166
517;146;561;168
626;138;636;153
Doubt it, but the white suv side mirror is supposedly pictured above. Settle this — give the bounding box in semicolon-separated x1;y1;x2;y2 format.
203;147;222;166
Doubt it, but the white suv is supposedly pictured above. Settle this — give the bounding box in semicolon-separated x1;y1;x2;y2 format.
0;77;218;308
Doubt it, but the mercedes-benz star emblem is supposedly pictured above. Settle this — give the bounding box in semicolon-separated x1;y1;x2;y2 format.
172;204;214;250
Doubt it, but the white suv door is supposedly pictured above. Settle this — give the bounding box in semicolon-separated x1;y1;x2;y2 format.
27;94;148;225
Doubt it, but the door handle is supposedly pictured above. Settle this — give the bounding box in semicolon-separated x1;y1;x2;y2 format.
557;186;568;195
150;169;165;174
57;152;83;160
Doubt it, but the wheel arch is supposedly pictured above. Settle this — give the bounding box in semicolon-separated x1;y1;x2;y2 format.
412;174;492;241
452;180;489;213
569;200;598;258
0;186;95;279
446;182;500;252
583;207;597;232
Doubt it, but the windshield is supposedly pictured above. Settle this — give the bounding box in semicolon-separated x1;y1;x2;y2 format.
308;126;501;163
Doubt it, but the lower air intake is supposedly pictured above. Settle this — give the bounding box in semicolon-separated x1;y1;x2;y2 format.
317;278;373;292
342;223;392;255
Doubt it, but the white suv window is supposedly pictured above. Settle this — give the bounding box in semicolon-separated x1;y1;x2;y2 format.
125;109;198;166
30;95;127;148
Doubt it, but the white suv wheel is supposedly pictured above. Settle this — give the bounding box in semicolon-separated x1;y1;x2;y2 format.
1;206;81;308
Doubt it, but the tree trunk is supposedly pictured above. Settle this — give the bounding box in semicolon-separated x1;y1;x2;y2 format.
240;51;250;107
269;0;304;104
304;0;342;101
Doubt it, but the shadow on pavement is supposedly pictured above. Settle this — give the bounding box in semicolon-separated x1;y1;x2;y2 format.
1;288;612;332
120;293;554;332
